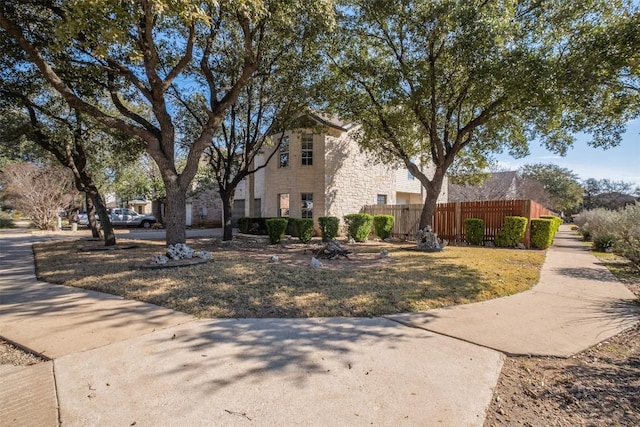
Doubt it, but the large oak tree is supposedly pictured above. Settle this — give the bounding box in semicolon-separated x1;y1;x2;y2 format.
327;0;640;230
0;0;334;245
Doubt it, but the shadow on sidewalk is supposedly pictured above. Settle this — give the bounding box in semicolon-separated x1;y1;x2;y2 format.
144;317;435;394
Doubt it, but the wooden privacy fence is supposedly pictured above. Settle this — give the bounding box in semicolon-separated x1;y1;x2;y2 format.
362;199;554;248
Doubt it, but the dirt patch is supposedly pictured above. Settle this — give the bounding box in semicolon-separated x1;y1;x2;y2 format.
247;243;395;271
0;340;44;366
485;256;640;426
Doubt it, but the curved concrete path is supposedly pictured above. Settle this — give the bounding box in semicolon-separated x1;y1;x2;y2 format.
0;225;637;426
388;226;639;357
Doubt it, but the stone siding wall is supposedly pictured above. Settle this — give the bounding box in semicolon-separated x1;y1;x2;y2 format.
324;130;396;222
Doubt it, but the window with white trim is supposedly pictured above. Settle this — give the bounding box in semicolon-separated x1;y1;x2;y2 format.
301;193;313;218
301;134;313;166
279;136;290;168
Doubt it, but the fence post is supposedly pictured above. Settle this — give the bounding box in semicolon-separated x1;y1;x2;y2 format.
523;200;532;248
454;202;462;243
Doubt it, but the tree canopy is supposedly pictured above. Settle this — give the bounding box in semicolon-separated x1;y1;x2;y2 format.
0;0;335;245
518;163;583;213
326;0;640;228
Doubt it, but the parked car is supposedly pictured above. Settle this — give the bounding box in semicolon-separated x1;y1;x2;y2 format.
78;208;157;228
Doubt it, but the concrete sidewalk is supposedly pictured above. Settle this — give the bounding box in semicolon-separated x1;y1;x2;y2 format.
1;225;638;426
0;230;502;426
389;226;639;357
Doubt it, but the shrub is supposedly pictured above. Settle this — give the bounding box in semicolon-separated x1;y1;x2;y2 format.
344;213;374;242
237;217;270;235
318;216;339;242
540;215;562;234
594;233;618;252
574;208;619;248
0;212;15;228
530;219;555;249
286;219;298;237
237;217;251;234
614;202;640;265
464;218;484;246
292;218;315;243
373;215;394;240
494;216;528;248
265;218;289;244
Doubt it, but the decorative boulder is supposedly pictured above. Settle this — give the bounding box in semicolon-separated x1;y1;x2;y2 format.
415;226;446;252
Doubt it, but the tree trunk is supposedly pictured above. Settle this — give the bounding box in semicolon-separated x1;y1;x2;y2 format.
221;191;234;241
164;182;187;246
85;194;100;238
85;186;116;246
418;169;446;230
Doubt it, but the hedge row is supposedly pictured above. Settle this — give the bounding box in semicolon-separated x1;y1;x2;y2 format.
239;213;395;244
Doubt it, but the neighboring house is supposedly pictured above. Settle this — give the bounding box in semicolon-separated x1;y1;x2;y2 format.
448;171;519;202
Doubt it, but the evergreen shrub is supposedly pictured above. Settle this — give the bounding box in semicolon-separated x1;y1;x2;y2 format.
373;215;395;240
464;218;484;246
265;218;289;244
293;218;315;243
318;216;339;242
344;213;374;242
494;216;528;248
530;219;554;249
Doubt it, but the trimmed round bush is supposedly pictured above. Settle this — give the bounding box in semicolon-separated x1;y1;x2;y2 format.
530;219;555;249
319;216;339;242
464;218;484;246
373;214;394;240
293;218;315;243
344;213;374;242
265;218;289;244
494;216;528;248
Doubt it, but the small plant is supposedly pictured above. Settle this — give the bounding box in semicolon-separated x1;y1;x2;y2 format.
344;213;374;242
293;218;315;243
594;233;618;252
373;214;394;240
265;218;289;244
464;218;484;246
318;216;339;242
494;216;528;248
530;219;555;249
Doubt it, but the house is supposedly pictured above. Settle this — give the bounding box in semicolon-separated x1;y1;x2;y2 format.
244;113;448;224
188;113;448;228
448;171;519;202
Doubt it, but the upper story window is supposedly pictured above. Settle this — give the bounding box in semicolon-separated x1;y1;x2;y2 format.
377;194;387;205
279;136;290;168
407;171;415;180
301;134;313;166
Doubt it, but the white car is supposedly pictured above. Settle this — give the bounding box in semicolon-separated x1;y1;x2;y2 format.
78;208;157;228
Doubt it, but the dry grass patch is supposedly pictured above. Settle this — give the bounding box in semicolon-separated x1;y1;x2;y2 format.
33;238;545;318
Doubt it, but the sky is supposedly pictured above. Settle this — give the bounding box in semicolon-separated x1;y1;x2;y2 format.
495;118;640;188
